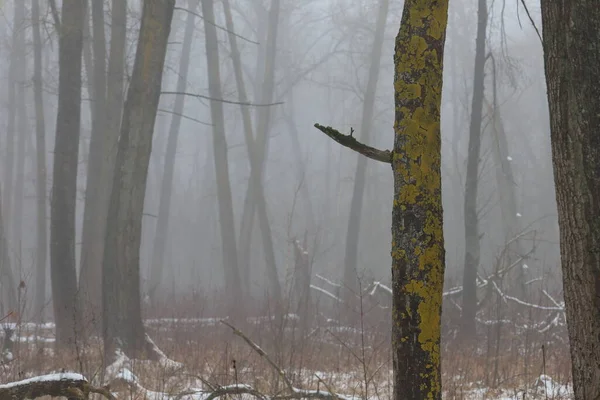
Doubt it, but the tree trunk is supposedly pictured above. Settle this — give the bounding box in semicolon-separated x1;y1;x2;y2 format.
32;0;49;322
148;0;198;305
487;60;527;297
541;2;600;398
50;0;86;347
200;0;242;309
343;0;389;302
3;0;19;241
461;0;486;338
0;184;16;315
237;0;283;309
11;0;27;264
79;0;108;327
82;5;95;123
221;0;281;311
80;0;127;326
391;1;448;399
102;0;175;359
221;0;254;298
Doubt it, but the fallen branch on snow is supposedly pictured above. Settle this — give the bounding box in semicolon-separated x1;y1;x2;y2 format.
220;320;357;400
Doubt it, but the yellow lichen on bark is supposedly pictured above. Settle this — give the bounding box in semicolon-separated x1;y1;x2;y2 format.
391;0;448;399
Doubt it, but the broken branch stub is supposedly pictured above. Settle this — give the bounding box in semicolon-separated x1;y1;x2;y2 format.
313;124;392;164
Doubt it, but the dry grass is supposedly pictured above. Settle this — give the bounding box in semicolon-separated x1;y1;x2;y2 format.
0;290;572;400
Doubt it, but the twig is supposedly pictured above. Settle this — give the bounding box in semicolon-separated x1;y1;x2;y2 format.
0;311;13;324
219;320;295;393
48;0;61;30
313;124;392;164
518;0;543;44
157;108;213;126
161;91;284;107
174;6;259;45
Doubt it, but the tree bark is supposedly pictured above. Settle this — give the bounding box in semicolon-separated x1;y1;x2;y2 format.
148;0;199;305
32;0;49;322
200;0;243;309
50;0;86;347
343;0;389;302
461;0;487;338
316;2;449;397
79;0;108;326
391;1;448;398
541;1;600;398
102;0;175;359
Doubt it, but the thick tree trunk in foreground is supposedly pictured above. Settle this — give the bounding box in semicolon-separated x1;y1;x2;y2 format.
103;0;175;359
541;2;600;398
50;0;85;347
343;0;389;302
149;0;198;304
461;0;486;338
315;1;449;397
32;0;48;321
391;0;448;398
201;0;242;307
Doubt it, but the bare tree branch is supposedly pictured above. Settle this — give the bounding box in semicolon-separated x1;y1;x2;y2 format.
157;108;213;126
161;91;283;107
517;0;542;44
48;0;61;30
313;124;392;163
174;6;259;45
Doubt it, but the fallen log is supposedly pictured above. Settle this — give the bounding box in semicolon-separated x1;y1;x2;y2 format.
0;372;114;400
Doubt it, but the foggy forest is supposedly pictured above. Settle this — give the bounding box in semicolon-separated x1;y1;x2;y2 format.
0;0;598;399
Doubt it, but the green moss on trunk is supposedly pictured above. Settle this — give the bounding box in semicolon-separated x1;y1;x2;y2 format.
391;1;448;399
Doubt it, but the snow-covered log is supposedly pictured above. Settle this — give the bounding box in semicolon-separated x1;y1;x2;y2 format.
0;372;114;400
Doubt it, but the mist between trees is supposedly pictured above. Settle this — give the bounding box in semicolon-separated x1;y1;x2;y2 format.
0;0;590;399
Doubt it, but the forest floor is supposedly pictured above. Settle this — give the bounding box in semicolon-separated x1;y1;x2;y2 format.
0;309;573;400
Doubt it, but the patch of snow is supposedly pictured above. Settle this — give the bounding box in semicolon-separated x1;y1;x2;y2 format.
115;367;138;384
310;285;342;302
18;335;56;343
369;281;392;296
145;317;224;326
105;349;131;380
315;274;342;288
